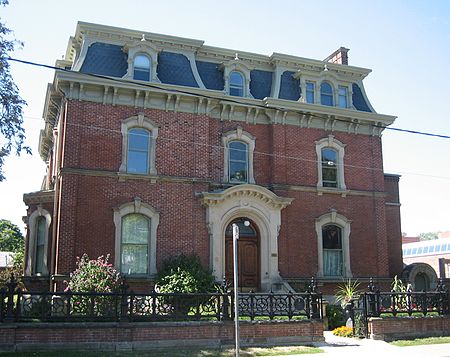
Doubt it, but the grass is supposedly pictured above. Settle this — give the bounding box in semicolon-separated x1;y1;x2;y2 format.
0;346;323;356
390;336;450;347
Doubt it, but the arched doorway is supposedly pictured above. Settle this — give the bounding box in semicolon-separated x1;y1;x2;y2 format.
414;272;430;292
225;218;260;291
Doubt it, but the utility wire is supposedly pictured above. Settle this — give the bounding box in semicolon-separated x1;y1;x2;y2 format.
8;57;450;140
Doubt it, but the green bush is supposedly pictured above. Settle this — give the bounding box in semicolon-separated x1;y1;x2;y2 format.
326;304;345;330
156;253;215;294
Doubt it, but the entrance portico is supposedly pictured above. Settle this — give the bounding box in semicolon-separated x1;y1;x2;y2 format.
199;184;293;291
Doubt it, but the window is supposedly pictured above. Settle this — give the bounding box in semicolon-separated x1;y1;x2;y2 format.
229;71;244;97
222;127;255;184
127;128;150;174
315;135;346;190
133;55;151;81
34;217;46;274
321;148;338;188
338;86;348;108
228;141;248;183
120;113;158;176
423;246;429;254
113;198;159;277
322;224;343;276
25;207;51;276
306;82;315;103
320;82;334;106
315;210;351;278
121;214;150;275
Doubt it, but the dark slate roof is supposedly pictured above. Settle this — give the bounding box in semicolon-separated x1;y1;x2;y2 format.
278;71;301;101
196;61;224;90
80;43;128;77
250;70;272;99
352;83;372;112
157;52;199;88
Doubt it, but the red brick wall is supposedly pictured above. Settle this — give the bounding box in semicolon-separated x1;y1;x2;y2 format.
368;316;450;341
47;100;399;286
0;320;324;352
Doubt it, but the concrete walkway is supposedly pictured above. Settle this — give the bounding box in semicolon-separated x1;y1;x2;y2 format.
276;331;450;357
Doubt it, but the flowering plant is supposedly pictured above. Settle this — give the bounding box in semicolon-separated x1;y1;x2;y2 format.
332;326;353;337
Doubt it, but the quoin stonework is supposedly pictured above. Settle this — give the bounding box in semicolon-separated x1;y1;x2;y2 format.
23;22;402;294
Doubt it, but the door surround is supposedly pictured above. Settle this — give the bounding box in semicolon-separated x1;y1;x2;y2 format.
199;184;293;291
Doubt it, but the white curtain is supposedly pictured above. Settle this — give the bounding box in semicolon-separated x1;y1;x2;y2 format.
323;249;343;276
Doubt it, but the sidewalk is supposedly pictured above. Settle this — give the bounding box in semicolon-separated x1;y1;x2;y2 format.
277;331;450;357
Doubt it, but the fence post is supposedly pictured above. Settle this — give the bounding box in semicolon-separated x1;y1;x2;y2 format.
308;277;320;319
220;276;230;321
5;273;18;322
366;278;380;317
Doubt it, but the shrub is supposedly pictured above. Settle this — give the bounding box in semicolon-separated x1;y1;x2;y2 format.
332;326;353;337
326;304;345;330
65;254;122;315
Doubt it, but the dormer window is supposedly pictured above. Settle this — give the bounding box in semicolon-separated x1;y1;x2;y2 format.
338;86;348;108
133;55;151;81
320;82;334;106
229;71;244;97
306;82;315;103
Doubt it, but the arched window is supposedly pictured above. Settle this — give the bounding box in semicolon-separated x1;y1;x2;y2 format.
321;148;338;188
315;135;346;190
133;55;151;81
127;128;150;174
222;127;255;184
34;216;46;274
322;224;343;277
315;211;352;278
320;82;334;106
113;198;160;277
120;114;158;176
121;213;150;275
229;71;244;97
228;141;248;183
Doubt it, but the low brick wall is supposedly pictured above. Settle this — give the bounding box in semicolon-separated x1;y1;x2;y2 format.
0;320;324;352
368;316;450;341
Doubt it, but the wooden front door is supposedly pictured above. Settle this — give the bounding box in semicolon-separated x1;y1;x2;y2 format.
225;219;260;291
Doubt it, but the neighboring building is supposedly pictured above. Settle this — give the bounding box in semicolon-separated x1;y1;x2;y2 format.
402;236;420;244
0;252;14;271
22;22;402;293
402;238;450;290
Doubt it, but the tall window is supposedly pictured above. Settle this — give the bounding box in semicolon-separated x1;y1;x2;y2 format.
133;55;151;81
229;71;244;97
127;128;150;174
338;86;348;108
34;216;46;274
306;82;315;103
228;141;248;183
322;224;343;277
321;148;338;188
320;82;333;106
121;214;150;275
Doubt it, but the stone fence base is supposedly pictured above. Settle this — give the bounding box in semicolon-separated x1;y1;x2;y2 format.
368;316;450;341
0;320;324;352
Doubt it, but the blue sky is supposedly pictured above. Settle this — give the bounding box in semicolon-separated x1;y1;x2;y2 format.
1;0;449;235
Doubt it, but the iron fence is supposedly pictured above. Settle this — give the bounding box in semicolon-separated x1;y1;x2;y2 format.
0;275;323;323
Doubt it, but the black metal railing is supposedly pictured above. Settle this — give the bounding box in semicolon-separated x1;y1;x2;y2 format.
0;275;323;323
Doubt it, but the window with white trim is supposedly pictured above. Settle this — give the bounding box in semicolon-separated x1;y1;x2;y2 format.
25;207;51;276
222;127;255;184
133;54;151;81
113;198;159;277
221;57;253;98
229;71;244;97
315;135;346;190
315;210;351;278
320;82;334;106
120;113;158;176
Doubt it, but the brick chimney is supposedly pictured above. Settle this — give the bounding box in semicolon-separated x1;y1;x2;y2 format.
324;47;349;65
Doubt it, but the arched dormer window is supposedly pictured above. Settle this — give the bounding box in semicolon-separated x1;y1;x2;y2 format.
222;127;255;184
133;54;151;81
315;210;352;278
120;113;158;176
229;71;244;97
320;82;334;106
315;135;346;190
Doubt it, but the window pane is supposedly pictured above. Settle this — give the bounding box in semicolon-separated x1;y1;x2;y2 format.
134;55;151;81
322;148;337;163
338;86;348;108
128;151;148;173
229;141;247;161
129;129;149;151
320;82;333;106
35;245;44;274
121;244;148;275
134;55;150;69
230;162;247;182
35;217;46;274
128;129;150;174
37;217;46;245
322;225;342;249
323;250;342;276
229;71;244;97
306;82;314;103
122;214;150;244
134;69;150;81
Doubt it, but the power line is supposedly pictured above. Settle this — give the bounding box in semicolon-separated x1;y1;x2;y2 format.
8;57;450;140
